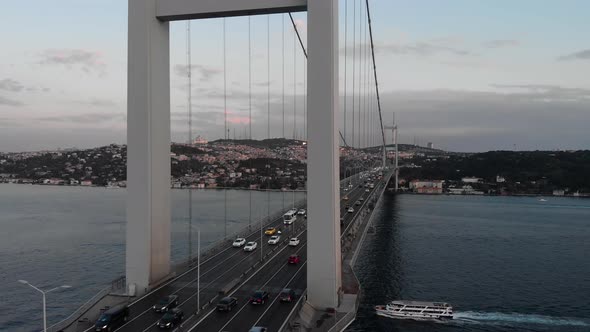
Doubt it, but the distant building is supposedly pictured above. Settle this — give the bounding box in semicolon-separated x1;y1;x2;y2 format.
496;175;506;183
409;180;443;194
461;177;482;183
193;135;208;145
552;189;565;196
427;142;434;149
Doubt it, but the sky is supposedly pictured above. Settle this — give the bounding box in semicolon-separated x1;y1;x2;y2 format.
0;0;589;152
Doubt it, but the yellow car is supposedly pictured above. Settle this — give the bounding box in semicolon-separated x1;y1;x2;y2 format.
264;227;277;235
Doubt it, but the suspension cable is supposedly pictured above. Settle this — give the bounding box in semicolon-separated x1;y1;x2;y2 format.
352;1;356;148
186;20;193;264
365;0;387;156
223;18;227;238
267;14;271;239
223;18;227;140
248;16;252;230
357;0;361;149
344;0;348;147
288;13;349;147
293;22;297;139
281;14;285;138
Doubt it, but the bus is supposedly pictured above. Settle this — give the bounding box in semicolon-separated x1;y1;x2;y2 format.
283;210;297;225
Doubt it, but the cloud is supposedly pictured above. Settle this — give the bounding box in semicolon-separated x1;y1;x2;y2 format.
0;78;51;94
557;49;590;61
38;49;106;74
174;64;221;82
483;39;520;48
342;41;472;58
490;84;590;101
377;88;590;151
0;79;24;92
37;112;124;124
75;98;118;107
0;95;23;106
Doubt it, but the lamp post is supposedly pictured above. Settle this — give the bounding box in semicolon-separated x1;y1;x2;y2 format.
18;280;71;332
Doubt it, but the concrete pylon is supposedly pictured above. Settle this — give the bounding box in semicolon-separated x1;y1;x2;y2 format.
126;0;171;295
306;0;341;310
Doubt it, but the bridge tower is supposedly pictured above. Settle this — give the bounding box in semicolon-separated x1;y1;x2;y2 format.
126;0;341;309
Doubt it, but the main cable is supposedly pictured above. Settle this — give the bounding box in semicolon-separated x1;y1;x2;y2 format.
365;0;387;160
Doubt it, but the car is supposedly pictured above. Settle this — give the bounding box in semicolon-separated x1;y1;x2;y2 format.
365;188;370;192
359;197;364;201
249;328;268;332
244;241;257;252
157;308;183;329
288;254;301;264
153;295;179;312
94;304;129;331
288;237;300;246
347;207;354;213
232;237;246;247
359;184;363;188
297;209;306;215
340;217;345;225
250;290;269;305
268;235;281;245
343;195;349;200
355;200;361;206
279;288;297;303
216;296;238;312
264;227;277;235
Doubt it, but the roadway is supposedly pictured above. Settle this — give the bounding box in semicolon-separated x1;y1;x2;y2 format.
182;174;380;332
97;172;379;332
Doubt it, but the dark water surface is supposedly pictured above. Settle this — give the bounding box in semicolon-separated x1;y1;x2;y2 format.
348;193;590;332
0;184;304;331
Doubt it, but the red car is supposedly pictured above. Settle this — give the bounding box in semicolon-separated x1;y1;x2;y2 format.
288;254;301;264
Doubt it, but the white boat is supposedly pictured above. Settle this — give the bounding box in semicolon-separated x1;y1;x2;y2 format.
538;198;548;202
375;300;453;321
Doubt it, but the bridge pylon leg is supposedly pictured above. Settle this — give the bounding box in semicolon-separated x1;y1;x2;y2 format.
126;0;172;295
306;0;341;310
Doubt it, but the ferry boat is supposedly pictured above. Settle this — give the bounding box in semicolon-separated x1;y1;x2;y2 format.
375;300;453;321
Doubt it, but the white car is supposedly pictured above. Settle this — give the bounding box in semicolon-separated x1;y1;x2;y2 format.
347;207;354;213
365;189;370;192
288;238;300;246
244;242;257;252
232;238;246;247
297;209;306;215
268;235;281;245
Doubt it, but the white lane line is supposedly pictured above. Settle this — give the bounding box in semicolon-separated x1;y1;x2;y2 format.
251;261;307;327
185;234;308;332
215;245;308;332
115;216;298;331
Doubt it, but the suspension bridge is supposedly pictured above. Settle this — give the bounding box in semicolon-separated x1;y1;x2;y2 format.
45;1;400;331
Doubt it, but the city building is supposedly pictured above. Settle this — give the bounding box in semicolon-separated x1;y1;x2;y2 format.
409;180;443;194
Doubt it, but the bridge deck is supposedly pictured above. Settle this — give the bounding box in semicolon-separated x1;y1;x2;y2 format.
70;172;386;332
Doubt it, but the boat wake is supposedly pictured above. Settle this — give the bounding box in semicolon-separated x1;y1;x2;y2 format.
453;311;590;327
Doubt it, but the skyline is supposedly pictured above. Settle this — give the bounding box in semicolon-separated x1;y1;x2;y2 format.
1;0;589;152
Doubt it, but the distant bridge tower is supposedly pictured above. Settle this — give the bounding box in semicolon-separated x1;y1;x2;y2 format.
126;0;342;309
384;113;399;191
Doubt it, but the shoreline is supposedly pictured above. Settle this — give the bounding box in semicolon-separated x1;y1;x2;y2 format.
396;191;590;199
0;182;307;192
2;182;588;198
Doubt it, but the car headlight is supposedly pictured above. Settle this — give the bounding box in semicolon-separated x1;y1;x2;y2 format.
153;305;156;309
166;322;171;326
102;325;108;329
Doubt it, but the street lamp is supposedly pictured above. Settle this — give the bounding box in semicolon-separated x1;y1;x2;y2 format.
18;280;71;332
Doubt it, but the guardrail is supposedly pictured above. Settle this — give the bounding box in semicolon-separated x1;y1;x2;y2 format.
46;283;116;332
47;174;364;332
